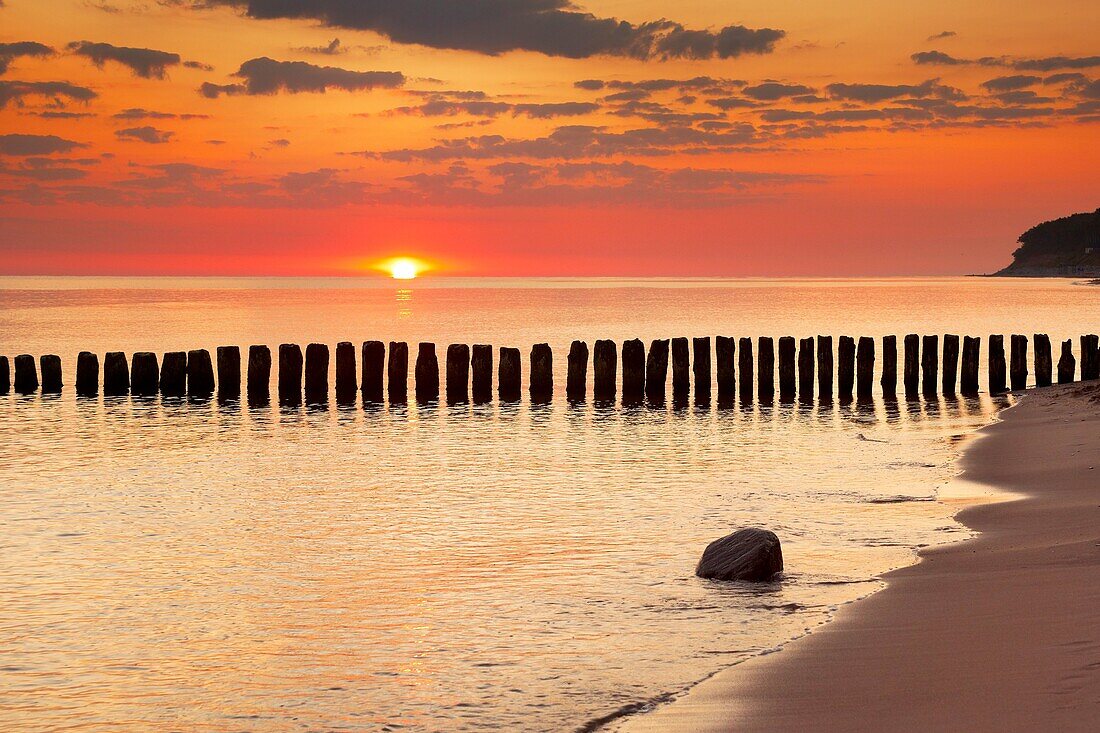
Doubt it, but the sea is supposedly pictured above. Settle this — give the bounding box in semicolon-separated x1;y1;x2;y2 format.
1;276;1097;732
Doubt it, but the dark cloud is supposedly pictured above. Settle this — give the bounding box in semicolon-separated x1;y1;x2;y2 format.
912;50;1100;72
707;97;759;110
992;91;1055;105
200;57;405;97
387;98;599;120
826;79;965;103
0;133;86;155
0;155;92;181
361;123;759;162
927;31;956;41
742;82;815;100
67;41;185;79
112;107;209;120
195;0;785;60
0;80;98;108
1043;73;1088;86
115;126;174;143
295;38;344;55
980;75;1041;92
0;41;54;74
30;110;96;119
183;60;215;71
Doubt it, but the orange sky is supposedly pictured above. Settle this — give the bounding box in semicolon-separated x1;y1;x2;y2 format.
0;0;1097;276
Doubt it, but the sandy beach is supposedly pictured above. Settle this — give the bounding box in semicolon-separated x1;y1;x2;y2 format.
622;383;1100;732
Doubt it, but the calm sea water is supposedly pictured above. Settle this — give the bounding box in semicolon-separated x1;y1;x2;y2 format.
1;277;1097;732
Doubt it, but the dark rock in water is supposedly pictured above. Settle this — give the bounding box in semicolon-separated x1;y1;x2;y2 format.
160;351;187;398
40;354;63;394
696;528;783;582
14;354;38;394
75;351;99;397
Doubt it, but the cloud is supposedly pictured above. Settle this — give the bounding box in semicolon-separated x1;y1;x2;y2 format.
296;38;344;55
912;50;1100;72
195;0;785;60
927;31;956;41
115;126;174;143
0;41;54;74
67;41;186;79
361;123;759;162
388;98;599;119
826;79;966;103
0;133;86;155
742;82;815;100
979;75;1041;92
112;107;209;120
0;80;98;108
200;57;405;97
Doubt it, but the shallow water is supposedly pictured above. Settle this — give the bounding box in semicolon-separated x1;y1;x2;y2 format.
1;277;1096;732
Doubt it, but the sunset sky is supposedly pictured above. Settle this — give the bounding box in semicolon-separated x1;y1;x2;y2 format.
1;0;1097;276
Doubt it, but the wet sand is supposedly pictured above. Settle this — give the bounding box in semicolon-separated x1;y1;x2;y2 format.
622;383;1100;732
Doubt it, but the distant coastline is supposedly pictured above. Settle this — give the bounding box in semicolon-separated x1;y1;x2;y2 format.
990;207;1100;277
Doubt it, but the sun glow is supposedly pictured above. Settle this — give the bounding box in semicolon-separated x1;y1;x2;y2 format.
378;257;426;280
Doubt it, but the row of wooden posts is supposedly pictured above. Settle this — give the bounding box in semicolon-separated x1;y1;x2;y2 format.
2;334;1098;405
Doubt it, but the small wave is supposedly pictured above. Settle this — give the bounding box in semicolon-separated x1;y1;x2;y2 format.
575;693;677;733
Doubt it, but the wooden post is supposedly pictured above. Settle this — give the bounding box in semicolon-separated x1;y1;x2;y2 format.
279;344;303;405
1009;335;1028;391
921;335;938;397
880;335;897;396
566;340;588;402
335;341;357;404
837;336;855;401
415;343;439;403
1081;335;1099;381
593;339;617;403
187;349;216;400
693;337;711;405
988;335;1007;394
0;356;8;395
131;352;160;396
529;343;553;404
738;338;753;403
715;336;735;405
472;344;493;404
75;352;99;397
13;355;38;395
103;351;129;397
362;341;385;403
1033;334;1052;388
161;352;187;398
961;337;980;396
13;354;38;395
778;336;796;402
498;347;521;402
671;337;690;401
857;337;875;400
942;334;960;396
387;341;409;404
622;338;645;405
246;346;270;403
40;355;62;394
217;346;241;402
817;336;833;399
757;337;774;401
646;339;669;404
903;334;919;398
304;343;329;404
798;337;814;402
1057;340;1075;384
446;344;471;404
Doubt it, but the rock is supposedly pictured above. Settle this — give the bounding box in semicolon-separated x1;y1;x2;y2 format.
696;528;783;582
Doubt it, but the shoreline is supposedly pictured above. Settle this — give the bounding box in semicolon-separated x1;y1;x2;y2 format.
618;382;1100;732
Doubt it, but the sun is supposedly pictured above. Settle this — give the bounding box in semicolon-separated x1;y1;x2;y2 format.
378;257;426;280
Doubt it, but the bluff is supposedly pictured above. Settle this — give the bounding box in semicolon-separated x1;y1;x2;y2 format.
995;208;1100;277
